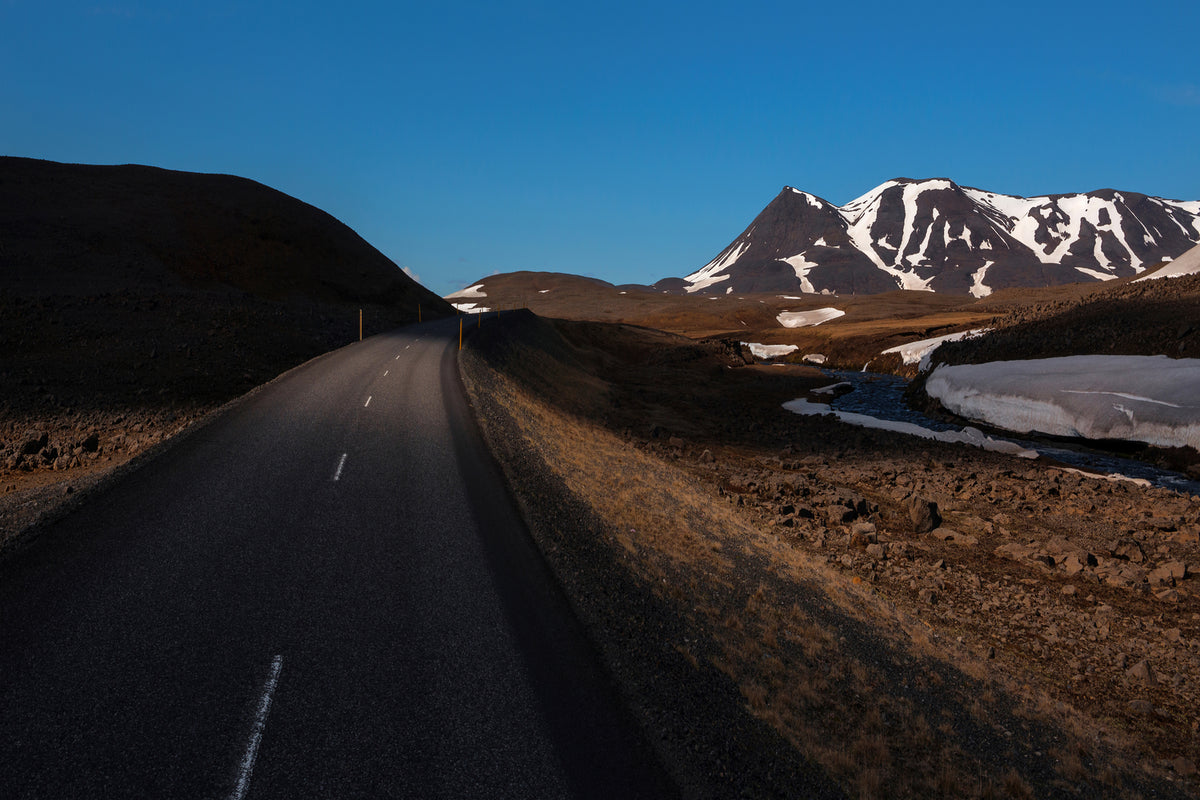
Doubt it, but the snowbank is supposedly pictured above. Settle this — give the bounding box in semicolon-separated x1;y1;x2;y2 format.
451;302;491;314
777;307;844;328
882;328;990;371
448;283;487;298
1133;242;1200;282
803;353;827;365
782;398;1038;458
744;342;798;359
925;355;1200;451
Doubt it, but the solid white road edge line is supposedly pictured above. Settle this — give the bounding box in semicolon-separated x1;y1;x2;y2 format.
229;654;283;800
333;453;348;481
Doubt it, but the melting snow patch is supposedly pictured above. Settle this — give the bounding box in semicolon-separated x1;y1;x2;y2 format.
448;284;487;299
782;398;1038;458
924;355;1200;451
538;289;550;293
779;254;819;293
684;241;748;292
1074;266;1117;281
803;354;827;365
743;342;799;359
812;382;851;395
1134;242;1200;282
883;329;990;371
777;307;844;328
969;261;994;298
451;302;491;314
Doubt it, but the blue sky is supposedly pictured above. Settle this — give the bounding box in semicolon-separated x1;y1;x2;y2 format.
4;0;1198;295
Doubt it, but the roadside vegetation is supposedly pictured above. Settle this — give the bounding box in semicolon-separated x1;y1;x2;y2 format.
460;310;1199;799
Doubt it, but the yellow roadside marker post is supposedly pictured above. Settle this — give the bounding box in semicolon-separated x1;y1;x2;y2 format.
359;309;363;341
459;317;463;351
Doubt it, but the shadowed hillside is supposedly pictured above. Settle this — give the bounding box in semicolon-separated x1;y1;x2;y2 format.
0;157;452;542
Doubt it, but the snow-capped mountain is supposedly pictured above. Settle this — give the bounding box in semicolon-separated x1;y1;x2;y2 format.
670;179;1200;296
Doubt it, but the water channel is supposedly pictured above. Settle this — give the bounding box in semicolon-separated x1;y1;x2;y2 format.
820;369;1200;497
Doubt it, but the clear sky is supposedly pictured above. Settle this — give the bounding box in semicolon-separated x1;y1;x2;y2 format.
4;0;1198;296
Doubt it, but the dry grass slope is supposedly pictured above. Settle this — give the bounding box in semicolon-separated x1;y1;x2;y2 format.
460;310;1199;799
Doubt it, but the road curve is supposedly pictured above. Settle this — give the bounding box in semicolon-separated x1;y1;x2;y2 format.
0;318;674;799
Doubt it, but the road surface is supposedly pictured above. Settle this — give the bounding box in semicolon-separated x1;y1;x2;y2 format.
0;318;673;798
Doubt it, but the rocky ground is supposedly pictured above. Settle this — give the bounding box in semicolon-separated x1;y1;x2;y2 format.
461;310;1200;798
655;435;1200;773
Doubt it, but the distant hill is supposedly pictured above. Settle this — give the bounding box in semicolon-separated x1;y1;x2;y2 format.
0;156;449;311
664;179;1200;296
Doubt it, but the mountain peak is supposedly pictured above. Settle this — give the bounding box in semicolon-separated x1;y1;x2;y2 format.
674;179;1200;296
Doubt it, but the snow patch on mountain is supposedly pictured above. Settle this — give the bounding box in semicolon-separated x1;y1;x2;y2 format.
448;283;487;298
684;240;748;292
969;261;995;298
779;253;819;293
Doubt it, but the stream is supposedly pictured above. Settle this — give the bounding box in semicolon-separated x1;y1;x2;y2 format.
821;370;1200;497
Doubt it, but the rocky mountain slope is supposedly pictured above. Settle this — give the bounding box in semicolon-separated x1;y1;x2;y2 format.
667;179;1200;296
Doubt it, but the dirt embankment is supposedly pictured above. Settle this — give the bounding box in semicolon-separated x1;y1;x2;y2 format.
460;310;1200;799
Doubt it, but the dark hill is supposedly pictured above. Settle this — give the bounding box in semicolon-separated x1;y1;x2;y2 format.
0;158;451;512
0;156;448;308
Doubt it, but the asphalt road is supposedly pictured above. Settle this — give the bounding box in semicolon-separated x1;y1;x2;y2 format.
0;319;674;799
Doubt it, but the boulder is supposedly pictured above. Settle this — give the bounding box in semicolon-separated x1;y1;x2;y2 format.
903;495;941;534
1127;659;1156;686
20;431;48;456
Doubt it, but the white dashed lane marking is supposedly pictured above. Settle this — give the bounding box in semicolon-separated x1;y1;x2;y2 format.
364;396;372;408
228;655;283;800
333;453;348;482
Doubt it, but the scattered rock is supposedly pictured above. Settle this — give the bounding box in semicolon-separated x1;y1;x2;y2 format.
1114;541;1145;563
826;504;857;525
20;431;48;456
928;526;977;546
1128;699;1155;715
849;522;877;546
1126;659;1157;686
903;495;941;534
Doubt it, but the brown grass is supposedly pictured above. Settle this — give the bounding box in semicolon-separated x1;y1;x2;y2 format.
459;310;1198;798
